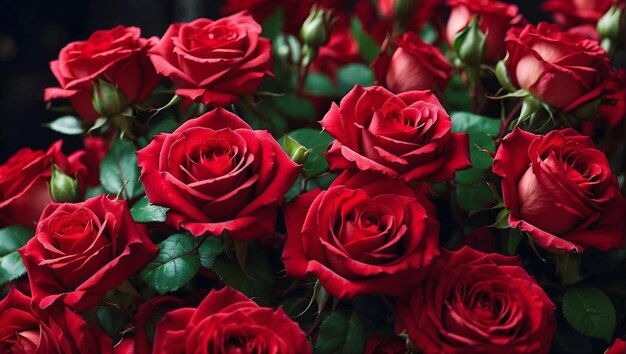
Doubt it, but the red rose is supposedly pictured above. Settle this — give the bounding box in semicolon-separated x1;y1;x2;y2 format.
446;0;519;63
0;141;86;228
19;195;159;311
282;171;439;299
312;14;361;79
82;137;108;186
493;127;625;253
137;108;300;240
543;0;617;28
0;288;113;353
364;332;407;354
377;0;443;32
134;296;184;354
396;246;556;354
153;286;311;353
505;23;621;114
44;26;159;122
149;13;273;107
321;85;470;182
606;338;625;354
373;32;452;93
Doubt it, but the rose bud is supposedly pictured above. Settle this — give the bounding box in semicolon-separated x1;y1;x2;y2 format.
446;0;519;63
373;31;452;93
19;195;159;311
149;12;273;107
282;171;440;299
505;23;622;119
153;287;311;353
321;85;470;182
137;108;301;241
0;288;113;353
493;127;625;253
44;26;159;122
49;165;80;203
301;6;335;48
91;79;127;118
597;4;623;40
396;246;556;354
0;141;86;228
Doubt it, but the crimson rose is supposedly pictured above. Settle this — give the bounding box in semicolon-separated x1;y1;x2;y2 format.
0;141;86;228
543;0;618;28
493;127;625;253
44;26;159;121
153;286;311;353
505;23;622;121
0;288;113;353
282;171;439;299
396;246;556;354
446;0;519;63
149;13;272;106
373;31;452;94
137;108;300;240
19;195;158;311
321;85;470;182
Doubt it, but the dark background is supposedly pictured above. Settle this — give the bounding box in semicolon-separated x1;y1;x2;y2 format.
0;0;545;161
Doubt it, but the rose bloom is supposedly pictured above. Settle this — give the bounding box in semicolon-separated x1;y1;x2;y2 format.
505;23;622;120
0;141;86;228
446;0;519;63
373;31;452;94
364;332;407;354
282;171;439;299
543;0;618;28
493;128;625;253
149;12;272;107
44;26;159;122
311;14;362;79
0;288;113;353
321;85;470;182
137;108;300;241
153;286;311;354
606;338;625;354
19;195;159;311
396;246;556;354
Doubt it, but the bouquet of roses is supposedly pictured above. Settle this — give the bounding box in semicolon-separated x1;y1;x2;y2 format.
1;0;624;353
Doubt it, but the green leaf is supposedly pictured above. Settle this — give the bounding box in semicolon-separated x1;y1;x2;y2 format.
491;208;510;229
147;116;178;139
504;229;523;256
140;233;200;295
0;226;34;285
304;72;338;97
350;17;380;63
271;94;316;121
198;237;224;268
85;185;106;199
563;285;616;342
337;64;374;95
99;138;142;199
451;112;499;170
261;8;284;39
314;312;365;354
455;182;496;212
212;244;275;305
130;196;169;223
420;22;437;43
280;128;333;178
44;115;85;135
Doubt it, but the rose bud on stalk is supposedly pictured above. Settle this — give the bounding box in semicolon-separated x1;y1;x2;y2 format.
373;31;452;94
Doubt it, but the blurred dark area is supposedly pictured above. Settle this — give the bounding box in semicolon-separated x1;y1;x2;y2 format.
0;0;546;161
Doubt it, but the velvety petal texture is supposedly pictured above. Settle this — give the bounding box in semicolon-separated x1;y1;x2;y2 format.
152;286;311;354
446;0;519;63
505;22;622;116
0;288;113;353
493;127;625;253
0;141;87;229
44;26;159;122
148;12;273;106
396;247;556;354
282;171;440;299
321;85;471;182
137;108;300;240
373;32;452;93
18;195;159;311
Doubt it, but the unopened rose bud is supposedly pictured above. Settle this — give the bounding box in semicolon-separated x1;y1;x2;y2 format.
92;79;127;117
495;59;515;92
597;5;623;40
283;135;309;165
453;16;487;65
393;0;418;22
300;7;335;48
50;165;79;203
